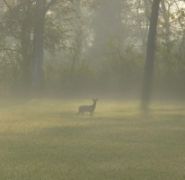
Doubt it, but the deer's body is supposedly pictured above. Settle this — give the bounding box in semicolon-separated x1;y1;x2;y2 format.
78;99;98;115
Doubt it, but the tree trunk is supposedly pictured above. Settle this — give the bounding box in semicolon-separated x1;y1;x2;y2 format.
71;0;82;73
31;0;45;91
180;30;185;56
90;0;122;59
141;0;161;111
161;0;171;56
20;4;32;91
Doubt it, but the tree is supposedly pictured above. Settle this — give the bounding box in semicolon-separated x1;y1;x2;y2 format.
89;0;122;61
32;0;57;90
20;1;34;89
1;0;58;92
141;0;161;110
31;0;46;90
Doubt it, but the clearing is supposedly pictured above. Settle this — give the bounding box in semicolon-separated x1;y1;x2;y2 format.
0;99;185;180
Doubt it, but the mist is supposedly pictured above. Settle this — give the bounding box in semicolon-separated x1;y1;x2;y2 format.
0;0;185;179
0;0;184;102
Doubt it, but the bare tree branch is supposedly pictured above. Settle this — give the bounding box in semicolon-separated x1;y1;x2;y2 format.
0;48;20;53
45;0;57;13
2;0;12;11
173;0;185;29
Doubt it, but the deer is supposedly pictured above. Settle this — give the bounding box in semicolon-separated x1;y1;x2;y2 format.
78;99;98;116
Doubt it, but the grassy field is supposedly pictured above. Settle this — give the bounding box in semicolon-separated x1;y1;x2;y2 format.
0;99;185;180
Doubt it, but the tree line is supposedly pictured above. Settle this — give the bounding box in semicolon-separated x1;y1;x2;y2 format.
0;0;185;109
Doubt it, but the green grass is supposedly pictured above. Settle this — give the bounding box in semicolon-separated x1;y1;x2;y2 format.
0;99;185;180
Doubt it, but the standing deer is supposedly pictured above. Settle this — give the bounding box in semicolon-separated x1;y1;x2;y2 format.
78;99;98;115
